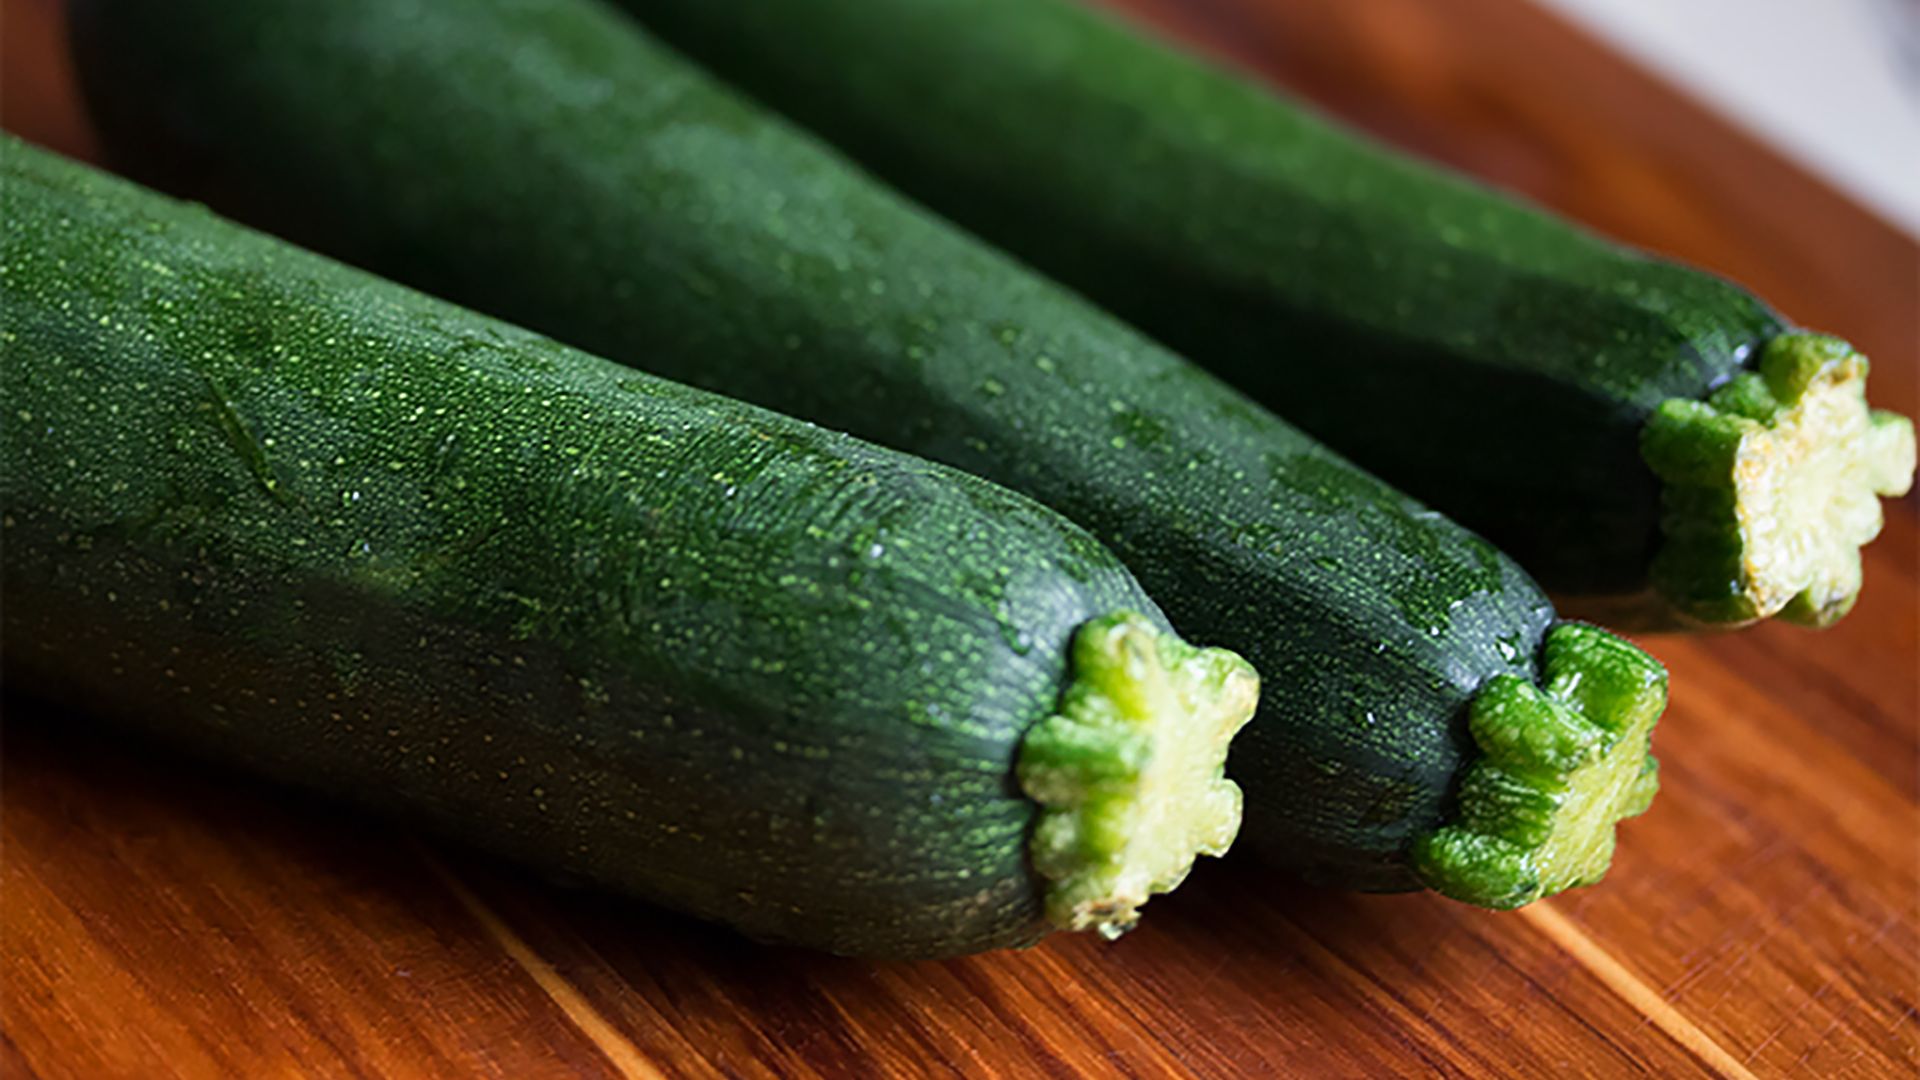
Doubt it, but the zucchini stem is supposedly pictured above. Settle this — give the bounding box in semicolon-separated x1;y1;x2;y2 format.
1018;612;1257;939
1641;333;1916;628
1412;623;1665;909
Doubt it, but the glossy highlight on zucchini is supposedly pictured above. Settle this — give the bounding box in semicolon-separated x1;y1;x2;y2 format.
0;136;1258;958
71;0;1670;907
617;0;1917;630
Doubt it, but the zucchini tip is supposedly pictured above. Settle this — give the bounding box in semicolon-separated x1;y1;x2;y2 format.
1017;612;1257;940
1411;622;1666;909
1640;332;1916;629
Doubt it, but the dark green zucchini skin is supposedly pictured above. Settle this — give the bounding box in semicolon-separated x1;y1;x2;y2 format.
71;0;1559;893
615;0;1789;599
0;137;1182;958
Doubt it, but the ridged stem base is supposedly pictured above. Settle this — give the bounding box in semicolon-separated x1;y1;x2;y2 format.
1018;612;1257;939
1641;333;1916;628
1412;623;1666;909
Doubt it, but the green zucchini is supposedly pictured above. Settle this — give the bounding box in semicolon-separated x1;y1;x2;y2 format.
618;0;1917;631
0;136;1261;958
71;0;1670;907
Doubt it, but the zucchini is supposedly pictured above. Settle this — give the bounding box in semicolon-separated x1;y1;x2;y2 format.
0;136;1261;958
70;0;1670;907
618;0;1918;630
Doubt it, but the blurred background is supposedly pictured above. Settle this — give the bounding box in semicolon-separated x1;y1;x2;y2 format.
1538;0;1920;237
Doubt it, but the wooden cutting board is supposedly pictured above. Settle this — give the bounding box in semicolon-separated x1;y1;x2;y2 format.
3;0;1915;1075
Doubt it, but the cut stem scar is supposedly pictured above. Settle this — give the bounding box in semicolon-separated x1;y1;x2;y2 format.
1641;333;1916;628
1018;612;1257;938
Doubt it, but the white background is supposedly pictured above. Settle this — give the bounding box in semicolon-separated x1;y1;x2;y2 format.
1535;0;1920;237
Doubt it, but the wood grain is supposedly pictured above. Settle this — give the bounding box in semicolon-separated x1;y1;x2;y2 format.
3;0;1916;1075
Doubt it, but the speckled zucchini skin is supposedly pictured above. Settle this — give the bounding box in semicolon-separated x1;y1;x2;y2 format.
70;0;1560;893
0;138;1187;958
616;0;1790;599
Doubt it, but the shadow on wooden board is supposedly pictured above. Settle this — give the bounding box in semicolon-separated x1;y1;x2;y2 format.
3;691;1664;1076
0;687;1388;965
